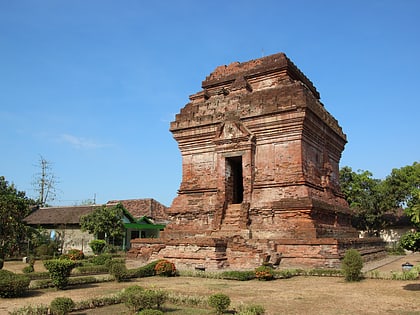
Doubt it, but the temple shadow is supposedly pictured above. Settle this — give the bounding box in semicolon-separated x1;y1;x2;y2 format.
403;283;420;291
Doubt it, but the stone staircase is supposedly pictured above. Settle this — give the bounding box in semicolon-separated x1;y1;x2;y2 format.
222;203;242;226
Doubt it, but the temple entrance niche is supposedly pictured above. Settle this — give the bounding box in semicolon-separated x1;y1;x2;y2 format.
225;156;244;204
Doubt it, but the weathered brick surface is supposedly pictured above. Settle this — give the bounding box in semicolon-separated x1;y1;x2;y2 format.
128;53;385;269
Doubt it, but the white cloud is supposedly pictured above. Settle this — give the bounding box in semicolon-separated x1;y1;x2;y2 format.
59;134;111;149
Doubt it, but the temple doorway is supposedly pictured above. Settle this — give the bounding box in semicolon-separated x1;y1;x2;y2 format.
225;156;243;204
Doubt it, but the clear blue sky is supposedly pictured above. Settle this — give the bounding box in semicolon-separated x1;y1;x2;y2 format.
1;1;419;207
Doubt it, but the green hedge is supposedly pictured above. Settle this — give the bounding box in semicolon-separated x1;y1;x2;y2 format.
74;265;109;275
0;269;30;298
220;270;255;281
208;293;231;315
43;259;78;289
50;297;75;315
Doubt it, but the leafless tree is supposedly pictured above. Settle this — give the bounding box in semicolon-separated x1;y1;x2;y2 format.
32;156;59;207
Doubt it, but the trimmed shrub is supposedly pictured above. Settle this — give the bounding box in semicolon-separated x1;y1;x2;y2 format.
220;270;255;281
23;264;35;274
105;257;126;269
273;269;302;279
0;269;30;297
108;261;129;282
73;294;122;310
208;293;231;315
90;253;113;266
121;285;148;312
22;257;36;274
154;259;176;277
26;271;50;280
74;264;109;275
49;297;75;315
121;286;168;312
138;310;164;315
9;304;49;315
43;259;78;289
237;304;266;315
131;260;160;278
89;239;106;255
167;292;208;308
255;265;274;281
149;289;168;309
306;268;343;277
342;249;363;282
9;305;49;315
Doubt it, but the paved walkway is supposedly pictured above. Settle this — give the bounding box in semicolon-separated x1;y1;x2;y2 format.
362;251;420;273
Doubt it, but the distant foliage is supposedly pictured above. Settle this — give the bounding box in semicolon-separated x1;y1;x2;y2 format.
0;269;30;298
89;239;106;254
342;249;363;282
399;231;420;252
35;243;58;259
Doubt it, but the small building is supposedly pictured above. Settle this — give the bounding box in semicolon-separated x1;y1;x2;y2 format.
24;200;167;254
24;205;100;254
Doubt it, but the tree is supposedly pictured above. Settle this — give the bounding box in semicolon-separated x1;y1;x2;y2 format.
384;162;420;227
80;203;125;244
0;176;36;266
339;166;392;234
399;231;420;252
32;156;59;207
385;162;420;253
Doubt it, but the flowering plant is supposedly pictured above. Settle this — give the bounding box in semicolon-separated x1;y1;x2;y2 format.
154;259;176;277
255;265;274;281
62;249;84;261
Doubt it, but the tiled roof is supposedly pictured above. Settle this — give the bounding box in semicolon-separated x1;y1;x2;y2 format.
24;205;100;225
106;198;168;221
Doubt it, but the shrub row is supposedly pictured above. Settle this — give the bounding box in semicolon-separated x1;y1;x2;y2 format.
0;270;30;298
73;265;109;275
30;275;113;290
219;270;255;281
121;285;168;313
9;284;267;315
108;259;166;282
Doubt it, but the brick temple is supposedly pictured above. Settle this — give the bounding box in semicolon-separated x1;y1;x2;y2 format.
129;52;385;269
